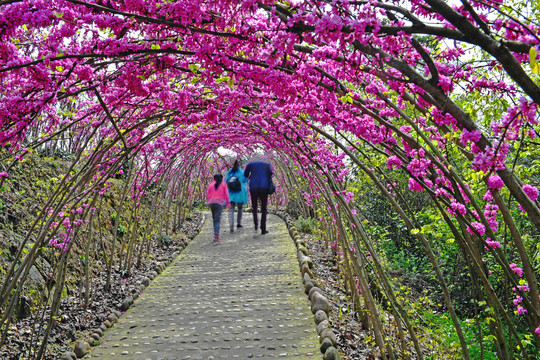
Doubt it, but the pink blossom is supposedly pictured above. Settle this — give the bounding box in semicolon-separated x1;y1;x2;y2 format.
408;178;424;192
509;263;523;277
343;191;354;204
470;221;485;236
387;156;402;170
513;296;523;306
516;306;527;315
484;203;499;232
536;326;540;338
407;157;431;178
0;172;8;178
487;175;504;190
485;238;501;249
522;184;539;201
450;199;467;216
460;128;482;145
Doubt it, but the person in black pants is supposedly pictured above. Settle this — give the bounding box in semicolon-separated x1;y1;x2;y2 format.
244;156;273;235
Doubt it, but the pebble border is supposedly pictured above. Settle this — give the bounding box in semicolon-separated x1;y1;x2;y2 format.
274;210;341;360
61;214;206;360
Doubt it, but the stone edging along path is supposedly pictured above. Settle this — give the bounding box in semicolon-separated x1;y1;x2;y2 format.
65;211;340;360
273;210;341;360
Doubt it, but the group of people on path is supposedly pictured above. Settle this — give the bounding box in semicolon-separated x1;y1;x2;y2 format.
205;156;274;245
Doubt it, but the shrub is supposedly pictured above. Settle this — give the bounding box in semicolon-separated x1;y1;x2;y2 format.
295;216;317;234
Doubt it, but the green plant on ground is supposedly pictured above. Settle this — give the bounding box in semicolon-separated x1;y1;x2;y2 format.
295;216;317;234
160;235;172;247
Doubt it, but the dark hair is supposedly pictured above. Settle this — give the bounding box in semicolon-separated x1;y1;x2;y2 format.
214;174;223;189
231;160;239;173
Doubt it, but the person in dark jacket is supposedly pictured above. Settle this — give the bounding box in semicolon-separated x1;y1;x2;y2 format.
244;155;273;235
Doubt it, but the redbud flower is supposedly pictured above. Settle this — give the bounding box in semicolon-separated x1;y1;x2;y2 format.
522;184;539;201
510;263;523;277
485;238;501;249
387;156;402;170
408;178;424;192
487;175;504;190
471;222;486;236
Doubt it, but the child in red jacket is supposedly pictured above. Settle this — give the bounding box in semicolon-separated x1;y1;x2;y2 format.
206;174;230;244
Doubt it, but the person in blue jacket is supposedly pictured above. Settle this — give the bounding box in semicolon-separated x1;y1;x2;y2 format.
244;155;273;235
226;160;248;232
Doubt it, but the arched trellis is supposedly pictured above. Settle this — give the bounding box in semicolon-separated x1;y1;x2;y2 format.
1;0;539;358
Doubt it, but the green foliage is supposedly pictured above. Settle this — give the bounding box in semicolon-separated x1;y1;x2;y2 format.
117;224;126;237
92;338;102;347
192;199;207;210
421;310;499;360
160;235;172;247
295;216;317;234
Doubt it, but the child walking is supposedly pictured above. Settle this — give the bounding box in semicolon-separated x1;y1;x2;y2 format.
206;173;230;245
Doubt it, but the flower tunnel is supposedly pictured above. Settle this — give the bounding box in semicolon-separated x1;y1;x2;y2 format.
0;0;539;358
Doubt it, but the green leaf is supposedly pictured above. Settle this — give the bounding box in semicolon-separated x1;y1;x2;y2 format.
339;93;353;104
188;64;200;73
532;61;539;74
530;47;539;73
215;76;230;83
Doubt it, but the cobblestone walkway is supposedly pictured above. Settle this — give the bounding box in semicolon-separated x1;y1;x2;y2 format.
89;212;321;359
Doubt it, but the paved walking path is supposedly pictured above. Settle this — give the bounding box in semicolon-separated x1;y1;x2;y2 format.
89;212;321;359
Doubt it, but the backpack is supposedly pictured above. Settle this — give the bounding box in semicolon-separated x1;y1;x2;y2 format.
227;176;241;192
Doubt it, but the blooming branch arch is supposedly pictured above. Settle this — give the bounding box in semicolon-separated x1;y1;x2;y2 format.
1;0;539;358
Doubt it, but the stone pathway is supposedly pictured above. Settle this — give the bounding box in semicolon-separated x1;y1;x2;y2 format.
89;212;321;359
